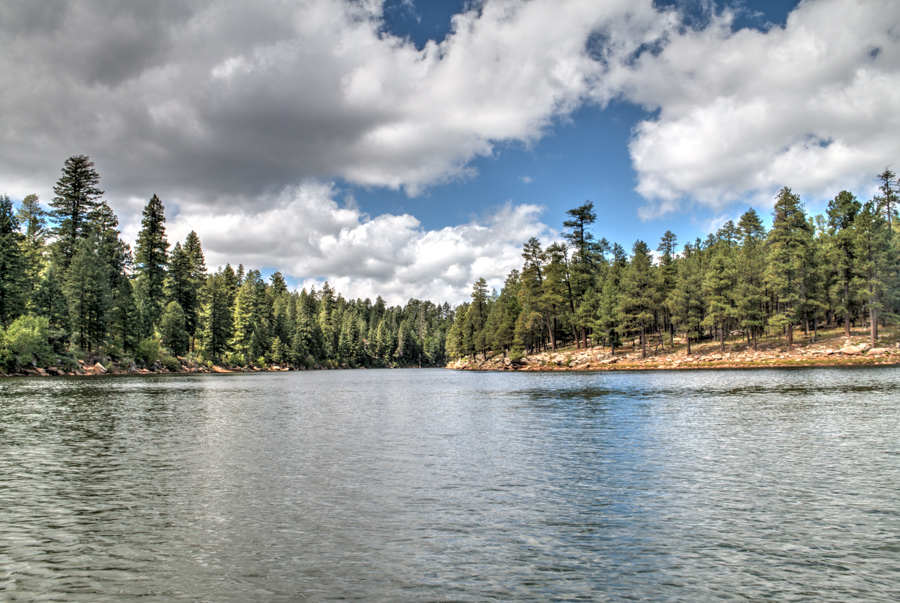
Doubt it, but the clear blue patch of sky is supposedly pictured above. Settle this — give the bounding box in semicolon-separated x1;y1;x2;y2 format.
381;0;468;50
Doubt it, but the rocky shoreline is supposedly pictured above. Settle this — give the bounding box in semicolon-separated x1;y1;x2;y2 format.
0;359;349;378
447;337;900;372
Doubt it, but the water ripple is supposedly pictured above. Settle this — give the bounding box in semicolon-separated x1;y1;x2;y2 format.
1;368;899;601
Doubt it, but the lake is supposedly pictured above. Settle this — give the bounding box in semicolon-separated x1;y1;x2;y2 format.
1;368;898;601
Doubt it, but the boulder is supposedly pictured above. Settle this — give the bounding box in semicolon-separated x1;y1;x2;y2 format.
841;343;870;355
867;348;890;355
600;357;619;365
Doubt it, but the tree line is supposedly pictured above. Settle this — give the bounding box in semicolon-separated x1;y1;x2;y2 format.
448;172;900;361
0;155;453;371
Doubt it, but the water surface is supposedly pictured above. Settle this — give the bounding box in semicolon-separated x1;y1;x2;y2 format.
1;368;898;601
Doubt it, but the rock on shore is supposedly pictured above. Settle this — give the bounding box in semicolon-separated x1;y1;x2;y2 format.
448;338;900;372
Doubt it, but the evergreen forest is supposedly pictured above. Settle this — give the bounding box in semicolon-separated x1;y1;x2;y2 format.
447;173;900;362
0;156;453;373
1;155;898;374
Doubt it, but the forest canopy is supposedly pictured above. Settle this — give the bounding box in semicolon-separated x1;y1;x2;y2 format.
1;155;897;373
447;173;900;362
0;155;453;372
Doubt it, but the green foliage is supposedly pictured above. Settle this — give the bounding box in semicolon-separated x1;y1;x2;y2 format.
159;301;189;356
198;271;232;362
9;158;900;371
161;354;181;372
64;235;112;352
2;314;52;369
227;351;247;367
0;194;28;326
49;155;104;269
135;337;161;365
134;194;169;327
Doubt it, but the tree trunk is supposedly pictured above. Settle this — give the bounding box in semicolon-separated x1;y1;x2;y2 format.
844;281;851;337
640;327;647;359
685;330;691;356
544;311;556;351
870;306;877;347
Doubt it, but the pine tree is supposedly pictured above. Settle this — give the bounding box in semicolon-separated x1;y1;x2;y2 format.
765;187;812;346
49;155;104;269
166;242;192;317
64;235;111;352
563;201;602;347
855;200;895;346
875;168;898;234
735;209;767;348
468;277;490;359
619;240;656;358
32;263;70;351
668;242;704;355
16;194;47;297
518;237;555;351
159;300;189;356
594;243;627;355
198;271;233;363
543;243;573;349
0;194;27;326
110;278;140;353
92;202;132;292
134;195;169;327
231;279;256;359
702;224;737;351
826;191;861;336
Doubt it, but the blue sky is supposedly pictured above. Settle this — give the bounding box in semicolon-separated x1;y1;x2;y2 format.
351;0;803;248
0;0;897;302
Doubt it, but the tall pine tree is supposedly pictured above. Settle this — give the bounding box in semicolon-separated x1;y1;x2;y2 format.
49;155;104;269
134;195;169;328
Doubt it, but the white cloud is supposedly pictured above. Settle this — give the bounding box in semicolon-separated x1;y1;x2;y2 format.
0;0;673;206
2;0;898;300
168;181;550;304
616;0;900;215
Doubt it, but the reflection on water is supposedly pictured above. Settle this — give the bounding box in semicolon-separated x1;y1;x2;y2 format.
1;368;899;601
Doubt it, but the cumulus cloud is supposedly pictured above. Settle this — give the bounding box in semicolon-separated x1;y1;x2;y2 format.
167;182;550;304
0;0;670;205
1;0;897;298
614;0;900;216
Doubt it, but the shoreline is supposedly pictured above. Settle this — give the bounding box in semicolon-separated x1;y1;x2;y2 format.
447;334;900;373
0;361;428;379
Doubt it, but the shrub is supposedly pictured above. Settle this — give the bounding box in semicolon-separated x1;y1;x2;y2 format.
161;355;181;372
135;337;160;365
226;352;247;367
57;356;79;372
4;315;52;368
509;346;525;364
